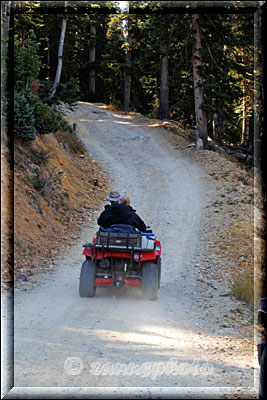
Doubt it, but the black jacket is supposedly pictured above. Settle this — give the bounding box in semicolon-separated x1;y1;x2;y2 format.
97;203;146;232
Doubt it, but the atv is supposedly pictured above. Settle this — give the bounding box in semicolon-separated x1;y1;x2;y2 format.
79;224;161;300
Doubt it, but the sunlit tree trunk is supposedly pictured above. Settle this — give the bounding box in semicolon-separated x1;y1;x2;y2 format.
89;23;96;98
123;15;132;111
123;48;131;111
3;1;11;48
47;2;67;100
192;13;208;149
241;80;249;144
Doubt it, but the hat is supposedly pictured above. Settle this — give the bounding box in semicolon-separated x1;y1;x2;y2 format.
106;190;124;202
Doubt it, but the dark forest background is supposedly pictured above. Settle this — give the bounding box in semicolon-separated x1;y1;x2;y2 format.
2;1;264;151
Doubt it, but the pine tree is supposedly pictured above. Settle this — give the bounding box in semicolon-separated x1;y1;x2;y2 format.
192;13;208;148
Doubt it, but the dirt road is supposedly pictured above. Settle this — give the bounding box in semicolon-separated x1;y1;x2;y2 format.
5;103;257;398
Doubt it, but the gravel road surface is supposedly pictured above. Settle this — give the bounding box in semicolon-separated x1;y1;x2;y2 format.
3;102;257;399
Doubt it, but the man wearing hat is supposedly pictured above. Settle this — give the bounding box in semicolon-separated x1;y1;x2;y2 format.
97;190;147;232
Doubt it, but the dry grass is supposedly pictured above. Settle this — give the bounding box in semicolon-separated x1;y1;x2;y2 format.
55;130;86;154
103;104;122;113
227;219;262;307
232;267;254;306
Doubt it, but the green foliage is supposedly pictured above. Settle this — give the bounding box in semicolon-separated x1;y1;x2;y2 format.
33;102;54;134
31;100;72;135
12;4;255;147
14;91;72;140
38;78;79;106
14;91;36;141
14;30;41;92
51;78;79;105
98;14;125;106
130;13;192;117
198;14;254;145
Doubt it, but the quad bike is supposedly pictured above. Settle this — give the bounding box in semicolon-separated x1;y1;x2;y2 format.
79;224;161;300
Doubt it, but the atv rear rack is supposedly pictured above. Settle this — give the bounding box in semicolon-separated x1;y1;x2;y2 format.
83;243;154;251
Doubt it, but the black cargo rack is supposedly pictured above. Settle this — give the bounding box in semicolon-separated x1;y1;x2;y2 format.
83;243;154;252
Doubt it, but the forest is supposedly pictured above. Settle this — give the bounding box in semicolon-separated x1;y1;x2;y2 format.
2;1;265;159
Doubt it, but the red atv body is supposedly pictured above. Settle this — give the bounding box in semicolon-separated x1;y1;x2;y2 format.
79;225;161;300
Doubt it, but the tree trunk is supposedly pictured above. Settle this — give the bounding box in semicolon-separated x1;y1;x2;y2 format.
241;68;250;144
192;13;208;149
123;16;132;111
47;5;67;101
241;97;249;144
158;15;178;120
217;109;223;145
19;1;26;50
123;49;131;111
89;23;96;98
4;1;11;48
158;41;169;120
47;37;51;80
259;1;265;117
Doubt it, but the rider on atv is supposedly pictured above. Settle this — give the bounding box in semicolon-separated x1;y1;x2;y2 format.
80;190;161;299
97;190;147;232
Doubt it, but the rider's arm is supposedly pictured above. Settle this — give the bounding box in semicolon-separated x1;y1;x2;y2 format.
132;213;147;232
97;210;108;227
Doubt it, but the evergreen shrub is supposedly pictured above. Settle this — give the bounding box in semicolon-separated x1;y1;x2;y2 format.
14;91;36;141
33;102;72;135
38;77;79;106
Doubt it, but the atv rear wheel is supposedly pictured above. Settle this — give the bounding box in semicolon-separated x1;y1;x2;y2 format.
142;263;158;301
79;260;96;297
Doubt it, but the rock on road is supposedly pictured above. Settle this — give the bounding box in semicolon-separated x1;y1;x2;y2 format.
5;102;256;398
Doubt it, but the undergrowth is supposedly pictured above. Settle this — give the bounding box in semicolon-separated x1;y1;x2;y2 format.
232;268;254;307
54;130;86;154
229;217;265;308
